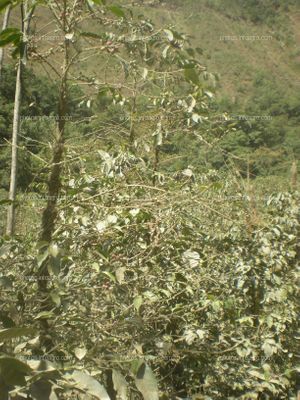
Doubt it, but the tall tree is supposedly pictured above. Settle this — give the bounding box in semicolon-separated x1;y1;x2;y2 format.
39;0;70;245
6;0;34;236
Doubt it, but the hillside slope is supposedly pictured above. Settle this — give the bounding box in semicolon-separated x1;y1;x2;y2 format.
1;0;300;176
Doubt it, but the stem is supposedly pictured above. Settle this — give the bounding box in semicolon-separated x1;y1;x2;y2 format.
6;2;33;236
39;0;69;246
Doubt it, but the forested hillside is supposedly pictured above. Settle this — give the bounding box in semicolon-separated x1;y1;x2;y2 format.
0;1;299;399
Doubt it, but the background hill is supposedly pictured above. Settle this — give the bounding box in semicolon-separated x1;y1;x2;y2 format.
2;0;300;178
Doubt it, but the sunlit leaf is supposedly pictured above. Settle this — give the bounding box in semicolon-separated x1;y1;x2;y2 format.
65;370;111;399
0;327;35;341
112;370;127;400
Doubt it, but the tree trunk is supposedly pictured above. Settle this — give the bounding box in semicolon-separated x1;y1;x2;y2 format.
6;2;33;236
36;0;69;352
39;2;69;247
0;5;11;78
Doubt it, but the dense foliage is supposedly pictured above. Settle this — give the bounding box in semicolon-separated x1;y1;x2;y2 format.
0;165;299;399
0;0;299;399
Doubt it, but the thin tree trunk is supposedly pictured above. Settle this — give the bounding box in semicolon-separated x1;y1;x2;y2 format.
37;0;69;352
0;5;11;78
6;59;21;236
129;95;136;150
6;2;33;236
39;2;69;247
129;80;137;152
152;145;160;185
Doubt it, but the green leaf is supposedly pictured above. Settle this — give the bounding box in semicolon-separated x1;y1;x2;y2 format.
29;380;58;400
142;68;148;79
164;29;174;41
49;243;59;257
50;292;61;307
80;31;103;39
134;362;159;400
0;199;13;205
162;45;169;58
102;271;116;283
88;0;105;5
27;359;56;372
0;27;22;47
204;90;214;98
0;244;10;257
48;255;60;276
34;311;55;320
112;370;128;400
262;341;275;358
0;357;32;386
115;267;126;284
248;369;266;380
133;295;143;313
74;347;87;360
0;0;16;12
184;67;199;85
0;327;35;341
37;248;49;267
65;370;111;399
186;47;195;56
109;5;125;18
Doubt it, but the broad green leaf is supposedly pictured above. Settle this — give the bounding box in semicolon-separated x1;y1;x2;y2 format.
75;347;87;360
184;67;199;85
115;267;126;284
50;292;61;307
248;369;266;380
0;327;35;341
0;27;22;47
134;362;159;400
65;370;111;399
186;47;195;56
262;340;275;357
49;244;59;258
29;380;58;400
112;370;128;400
109;5;125;18
182;250;200;268
37;248;49;267
0;0;18;12
0;357;32;386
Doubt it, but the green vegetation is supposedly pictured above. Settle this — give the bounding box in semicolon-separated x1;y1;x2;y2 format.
0;0;299;399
